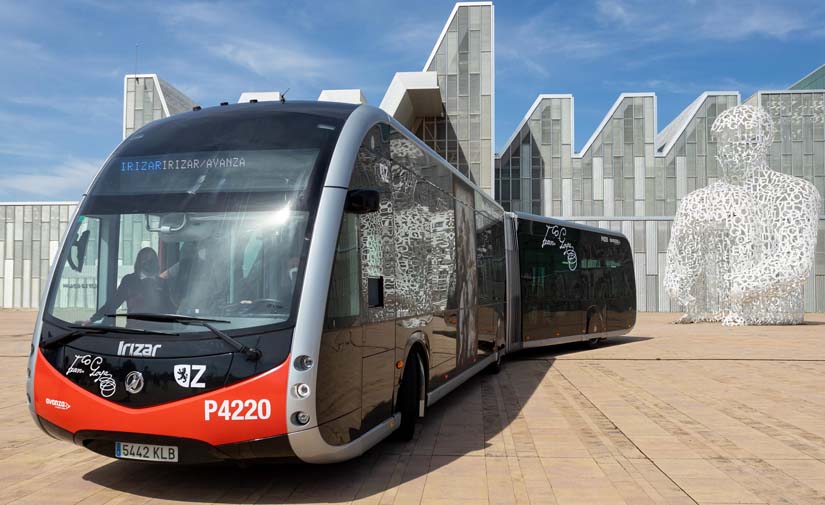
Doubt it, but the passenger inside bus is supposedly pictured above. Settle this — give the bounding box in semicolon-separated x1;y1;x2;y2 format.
87;247;175;324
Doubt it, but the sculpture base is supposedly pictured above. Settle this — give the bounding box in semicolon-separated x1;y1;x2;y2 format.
674;311;805;326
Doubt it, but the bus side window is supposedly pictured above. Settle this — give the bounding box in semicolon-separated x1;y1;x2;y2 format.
324;213;360;327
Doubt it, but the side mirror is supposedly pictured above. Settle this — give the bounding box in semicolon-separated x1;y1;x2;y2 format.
344;189;380;214
67;230;90;272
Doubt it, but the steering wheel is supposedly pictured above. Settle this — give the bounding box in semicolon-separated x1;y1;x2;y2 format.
244;298;286;312
221;298;286;315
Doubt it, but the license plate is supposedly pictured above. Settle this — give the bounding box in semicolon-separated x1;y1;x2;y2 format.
115;441;178;462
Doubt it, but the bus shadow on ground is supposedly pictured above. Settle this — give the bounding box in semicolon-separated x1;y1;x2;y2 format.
515;335;653;360
83;337;644;503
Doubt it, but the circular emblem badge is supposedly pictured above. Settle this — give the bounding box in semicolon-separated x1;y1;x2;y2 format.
124;371;145;394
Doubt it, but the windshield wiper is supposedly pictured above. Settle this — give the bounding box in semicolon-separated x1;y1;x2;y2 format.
114;313;262;361
40;324;176;348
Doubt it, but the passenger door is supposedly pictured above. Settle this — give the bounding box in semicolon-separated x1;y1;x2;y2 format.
316;212;363;445
352;125;397;433
454;180;479;370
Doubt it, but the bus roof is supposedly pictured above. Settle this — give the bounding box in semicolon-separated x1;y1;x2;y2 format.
513;211;629;240
159;100;360;125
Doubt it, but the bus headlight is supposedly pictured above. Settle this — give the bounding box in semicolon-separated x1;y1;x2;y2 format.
294;355;314;371
293;383;311;399
292;411;311;425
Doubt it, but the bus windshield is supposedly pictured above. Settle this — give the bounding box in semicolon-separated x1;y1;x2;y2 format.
47;207;307;332
44;104;348;334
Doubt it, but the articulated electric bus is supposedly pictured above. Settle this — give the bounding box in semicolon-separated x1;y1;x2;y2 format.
27;101;635;464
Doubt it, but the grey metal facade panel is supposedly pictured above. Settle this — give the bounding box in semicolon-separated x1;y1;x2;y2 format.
496;96;573;214
0;203;74;308
124;75;194;140
818;276;825;312
157;77;197;115
498;93;740;217
417;4;494;195
760;91;825;215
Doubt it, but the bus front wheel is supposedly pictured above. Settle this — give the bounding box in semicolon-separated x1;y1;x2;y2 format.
395;352;422;441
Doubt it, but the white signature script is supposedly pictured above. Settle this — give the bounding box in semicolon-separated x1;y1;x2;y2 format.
66;354;117;398
541;224;578;271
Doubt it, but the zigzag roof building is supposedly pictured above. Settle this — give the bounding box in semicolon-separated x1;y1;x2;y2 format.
1;2;822;313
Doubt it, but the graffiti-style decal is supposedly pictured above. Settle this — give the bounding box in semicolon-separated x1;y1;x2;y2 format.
66;354;117;397
542;224;578;271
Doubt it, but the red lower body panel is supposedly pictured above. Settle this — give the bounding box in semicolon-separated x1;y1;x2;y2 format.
33;351;289;447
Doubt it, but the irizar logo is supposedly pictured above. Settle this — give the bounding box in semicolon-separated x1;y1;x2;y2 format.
117;341;161;357
45;398;71;410
174;364;206;388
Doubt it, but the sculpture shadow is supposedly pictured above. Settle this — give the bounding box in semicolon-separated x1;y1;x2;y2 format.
82;336;644;503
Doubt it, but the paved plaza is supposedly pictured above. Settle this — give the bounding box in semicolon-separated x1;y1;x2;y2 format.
1;310;824;504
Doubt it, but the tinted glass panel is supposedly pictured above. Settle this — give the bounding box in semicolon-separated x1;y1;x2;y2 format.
518;218;635;340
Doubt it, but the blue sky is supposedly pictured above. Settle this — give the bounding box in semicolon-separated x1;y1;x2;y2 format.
1;0;824;201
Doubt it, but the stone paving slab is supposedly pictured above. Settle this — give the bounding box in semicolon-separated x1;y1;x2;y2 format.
1;310;824;504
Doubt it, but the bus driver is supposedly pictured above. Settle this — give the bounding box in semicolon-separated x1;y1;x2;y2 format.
87;247;175;325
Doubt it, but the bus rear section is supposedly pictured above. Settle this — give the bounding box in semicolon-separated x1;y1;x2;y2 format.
510;213;636;349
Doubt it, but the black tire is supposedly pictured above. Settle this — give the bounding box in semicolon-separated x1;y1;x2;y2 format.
487;350;503;374
586;312;603;348
395;352;420;441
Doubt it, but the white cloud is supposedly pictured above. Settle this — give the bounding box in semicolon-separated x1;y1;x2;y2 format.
603;77;788;95
498;14;614;77
699;2;810;40
8;96;121;122
381;16;444;66
208;39;340;84
159;0;235;26
0;157;102;199
0;38;53;71
0;141;60;159
596;0;635;26
498;0;824;79
150;0;357;93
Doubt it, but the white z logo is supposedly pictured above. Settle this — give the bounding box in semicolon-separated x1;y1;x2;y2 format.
173;364;206;388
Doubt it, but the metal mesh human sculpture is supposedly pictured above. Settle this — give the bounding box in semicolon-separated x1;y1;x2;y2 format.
664;105;820;325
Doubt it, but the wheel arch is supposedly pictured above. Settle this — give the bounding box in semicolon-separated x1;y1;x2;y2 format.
396;332;429;414
585;304;606;333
